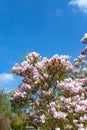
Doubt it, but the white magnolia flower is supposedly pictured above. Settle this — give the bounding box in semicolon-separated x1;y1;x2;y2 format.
55;128;60;130
40;114;46;123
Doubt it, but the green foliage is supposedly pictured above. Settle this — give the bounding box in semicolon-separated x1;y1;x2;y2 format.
0;89;11;116
11;112;28;130
20;56;24;62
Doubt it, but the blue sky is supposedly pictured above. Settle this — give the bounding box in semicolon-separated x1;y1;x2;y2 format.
0;0;87;90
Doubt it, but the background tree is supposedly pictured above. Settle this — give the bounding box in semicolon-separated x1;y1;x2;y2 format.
0;89;11;130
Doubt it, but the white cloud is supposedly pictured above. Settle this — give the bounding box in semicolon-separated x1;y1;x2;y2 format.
0;73;14;84
69;0;87;14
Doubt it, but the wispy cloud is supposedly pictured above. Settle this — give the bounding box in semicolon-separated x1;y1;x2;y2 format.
56;9;63;17
0;73;14;84
69;0;87;14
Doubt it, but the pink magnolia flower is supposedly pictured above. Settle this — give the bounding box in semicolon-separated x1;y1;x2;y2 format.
75;105;86;114
80;114;87;122
19;83;31;91
53;111;67;120
81;47;87;55
80;33;87;44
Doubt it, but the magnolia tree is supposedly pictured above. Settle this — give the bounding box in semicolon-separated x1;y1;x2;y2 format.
11;47;87;130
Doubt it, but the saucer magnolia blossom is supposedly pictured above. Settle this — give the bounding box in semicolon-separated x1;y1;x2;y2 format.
80;33;87;44
11;50;87;130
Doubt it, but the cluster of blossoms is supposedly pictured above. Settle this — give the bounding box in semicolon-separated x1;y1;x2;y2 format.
73;54;87;79
11;49;87;130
